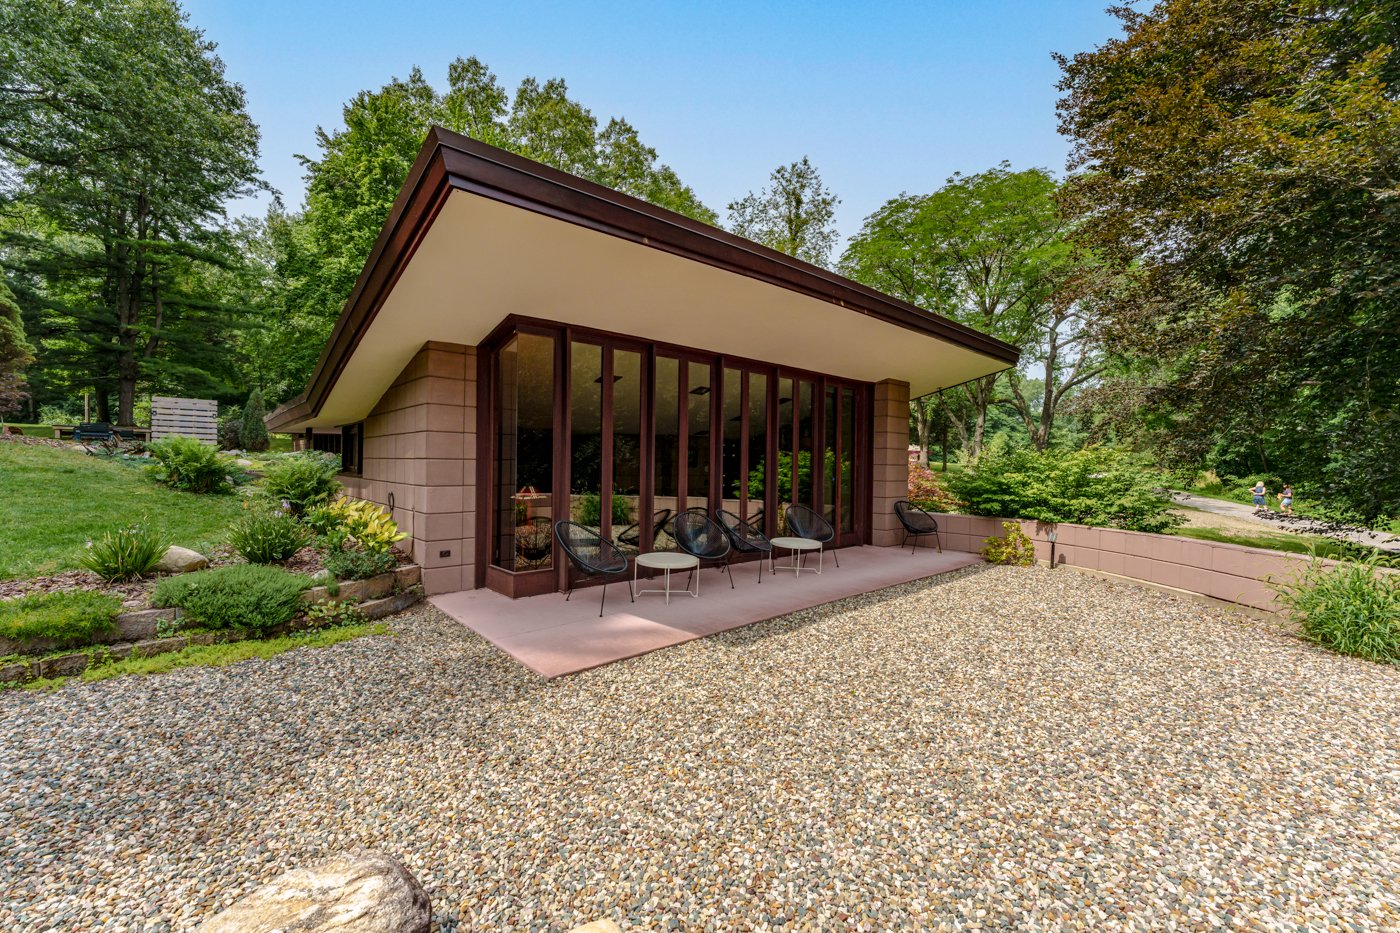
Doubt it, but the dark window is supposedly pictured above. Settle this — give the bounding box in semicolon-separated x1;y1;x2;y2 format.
339;423;362;474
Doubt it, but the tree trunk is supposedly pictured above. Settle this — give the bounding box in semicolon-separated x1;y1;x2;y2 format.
941;422;948;472
911;401;931;467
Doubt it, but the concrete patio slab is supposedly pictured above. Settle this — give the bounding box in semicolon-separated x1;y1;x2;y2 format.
430;545;981;677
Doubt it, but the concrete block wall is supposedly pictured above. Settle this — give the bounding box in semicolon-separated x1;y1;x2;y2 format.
871;379;911;547
341;341;476;595
935;513;1322;613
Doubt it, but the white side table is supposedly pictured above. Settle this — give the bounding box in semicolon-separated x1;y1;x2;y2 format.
632;551;701;603
771;536;822;575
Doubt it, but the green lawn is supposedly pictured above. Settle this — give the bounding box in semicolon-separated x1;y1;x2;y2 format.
2;423;56;438
1172;525;1397;564
0;442;245;580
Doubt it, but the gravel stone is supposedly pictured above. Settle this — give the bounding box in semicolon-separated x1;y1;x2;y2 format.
0;565;1396;931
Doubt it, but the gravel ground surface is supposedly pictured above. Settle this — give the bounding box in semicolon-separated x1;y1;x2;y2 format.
1;564;1396;932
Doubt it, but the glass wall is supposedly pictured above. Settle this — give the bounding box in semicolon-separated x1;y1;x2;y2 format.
493;332;555;571
487;323;869;591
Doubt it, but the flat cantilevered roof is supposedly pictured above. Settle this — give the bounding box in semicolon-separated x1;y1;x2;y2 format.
267;127;1018;431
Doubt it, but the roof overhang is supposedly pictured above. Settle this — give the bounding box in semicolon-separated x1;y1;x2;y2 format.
267;128;1018;432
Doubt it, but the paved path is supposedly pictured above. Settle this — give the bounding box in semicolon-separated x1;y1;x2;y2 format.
1;567;1396;931
1172;491;1400;552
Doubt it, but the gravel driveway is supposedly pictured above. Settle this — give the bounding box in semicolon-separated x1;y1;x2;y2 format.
2;565;1396;931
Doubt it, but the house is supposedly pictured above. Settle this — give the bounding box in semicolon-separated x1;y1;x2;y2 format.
266;128;1018;597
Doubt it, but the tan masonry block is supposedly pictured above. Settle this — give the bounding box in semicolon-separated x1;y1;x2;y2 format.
425;430;465;459
417;539;465;569
421;511;465;541
425;403;467;433
419;485;465;514
420;566;463;595
424;458;465;486
425;348;467;380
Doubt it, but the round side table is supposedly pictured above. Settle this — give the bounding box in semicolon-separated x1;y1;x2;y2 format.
771;536;822;575
632;551;701;603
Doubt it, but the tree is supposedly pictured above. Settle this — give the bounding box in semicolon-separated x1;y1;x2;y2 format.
285;58;717;405
0;280;34;416
842;165;1082;455
727;157;840;267
1056;0;1400;519
0;0;264;425
239;388;269;452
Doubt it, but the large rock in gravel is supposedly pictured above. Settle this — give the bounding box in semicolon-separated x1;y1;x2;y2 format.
154;545;208;574
198;850;429;933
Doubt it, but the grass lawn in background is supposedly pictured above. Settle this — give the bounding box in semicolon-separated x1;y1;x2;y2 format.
1;424;56;438
1171;525;1388;561
0;442;245;580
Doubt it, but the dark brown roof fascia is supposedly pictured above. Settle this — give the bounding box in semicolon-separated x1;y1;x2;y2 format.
268;127;1018;431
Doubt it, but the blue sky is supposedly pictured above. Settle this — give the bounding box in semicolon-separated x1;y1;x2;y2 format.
185;0;1123;245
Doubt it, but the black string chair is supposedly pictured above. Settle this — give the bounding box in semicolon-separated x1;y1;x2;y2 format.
715;509;774;583
893;500;943;554
554;521;631;616
516;516;554;568
672;508;734;589
784;503;840;567
616;508;674;550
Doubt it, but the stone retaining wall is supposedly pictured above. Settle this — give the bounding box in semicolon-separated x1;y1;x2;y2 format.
935;514;1318;613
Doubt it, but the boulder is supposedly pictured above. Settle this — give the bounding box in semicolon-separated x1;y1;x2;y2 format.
154;545;208;574
235;458;255;468
568;922;623;933
198;850;430;933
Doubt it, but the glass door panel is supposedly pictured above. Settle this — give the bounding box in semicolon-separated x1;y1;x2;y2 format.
796;379;815;509
823;384;838;524
721;367;743;522
612;349;643;554
569;342;604;536
653;356;681;550
686;361;712;520
747;372;768;529
493;332;555;571
840;386;856;534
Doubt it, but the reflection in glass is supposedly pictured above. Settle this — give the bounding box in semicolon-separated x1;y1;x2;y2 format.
747;372;768;529
653;356;680;550
612;350;643;553
776;377;794;534
494;332;554;571
570;342;604;533
687;361;711;519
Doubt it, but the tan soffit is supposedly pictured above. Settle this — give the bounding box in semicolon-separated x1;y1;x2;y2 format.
306;190;1010;428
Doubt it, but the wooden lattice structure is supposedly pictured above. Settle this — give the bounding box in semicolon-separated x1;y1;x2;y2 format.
150;396;218;444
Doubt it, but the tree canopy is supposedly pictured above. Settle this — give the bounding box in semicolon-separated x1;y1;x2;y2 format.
1057;0;1400;519
726;157;840;267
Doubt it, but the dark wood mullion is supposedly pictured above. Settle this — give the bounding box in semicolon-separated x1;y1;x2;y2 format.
814;377;827;518
709;358;722;515
766;368;778;538
600;346;615;545
555;332;572;593
834;382;844;538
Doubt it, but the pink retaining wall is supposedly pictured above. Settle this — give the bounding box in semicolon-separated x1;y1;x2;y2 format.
935;514;1317;613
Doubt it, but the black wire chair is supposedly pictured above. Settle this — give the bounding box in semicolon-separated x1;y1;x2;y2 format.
516;515;554;568
615;508;674;550
715;509;774;583
672;508;734;589
894;500;943;554
554;521;631;616
785;503;839;567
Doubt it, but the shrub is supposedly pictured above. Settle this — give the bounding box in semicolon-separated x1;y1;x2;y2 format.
148;435;234;493
323;546;397;581
152;564;310;631
981;521;1036;566
79;520;171;581
239;389;270;452
0;590;120;647
216;411;242;450
1272;553;1400;663
947;445;1181;534
259;451;342;515
908;464;962;512
304;598;367;629
227;508;309;564
574;491;632;526
310;497;406;553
